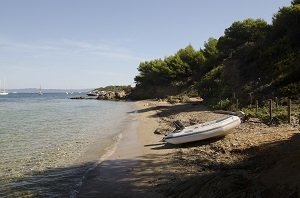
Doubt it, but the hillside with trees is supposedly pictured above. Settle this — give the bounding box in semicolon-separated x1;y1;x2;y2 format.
130;0;300;106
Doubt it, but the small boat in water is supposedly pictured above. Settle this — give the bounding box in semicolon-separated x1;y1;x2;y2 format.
0;92;8;96
86;92;99;96
0;79;8;95
163;112;245;144
38;85;43;95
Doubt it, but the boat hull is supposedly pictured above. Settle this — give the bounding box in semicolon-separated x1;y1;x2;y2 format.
164;115;241;144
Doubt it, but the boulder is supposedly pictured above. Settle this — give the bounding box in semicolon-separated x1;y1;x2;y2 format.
115;90;126;99
97;90;127;100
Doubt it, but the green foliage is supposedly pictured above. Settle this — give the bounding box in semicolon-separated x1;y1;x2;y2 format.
242;105;290;125
131;0;300;101
167;95;191;104
271;4;300;47
95;85;132;93
135;59;171;86
292;0;300;5
199;38;218;77
198;65;223;98
134;45;205;98
278;82;300;98
211;98;232;110
217;18;269;58
203;38;218;58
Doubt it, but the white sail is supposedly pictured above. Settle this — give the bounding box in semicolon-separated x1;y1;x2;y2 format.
38;85;43;95
0;79;9;95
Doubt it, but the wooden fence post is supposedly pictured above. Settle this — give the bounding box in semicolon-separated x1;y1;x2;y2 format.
236;99;239;111
269;99;272;122
231;93;235;109
288;99;291;124
256;100;258;113
249;93;253;108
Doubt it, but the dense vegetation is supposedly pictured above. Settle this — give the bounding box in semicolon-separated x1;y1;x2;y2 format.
131;0;300;106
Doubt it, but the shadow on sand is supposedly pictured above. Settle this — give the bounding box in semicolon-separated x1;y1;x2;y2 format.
165;133;300;198
145;136;225;150
4;134;300;198
129;101;208;118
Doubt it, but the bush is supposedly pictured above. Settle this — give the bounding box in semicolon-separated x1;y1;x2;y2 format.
167;95;191;104
242;105;289;125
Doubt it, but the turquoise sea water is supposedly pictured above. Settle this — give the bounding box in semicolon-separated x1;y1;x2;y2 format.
0;93;135;197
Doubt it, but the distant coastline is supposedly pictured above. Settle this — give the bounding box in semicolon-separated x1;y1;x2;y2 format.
6;88;91;94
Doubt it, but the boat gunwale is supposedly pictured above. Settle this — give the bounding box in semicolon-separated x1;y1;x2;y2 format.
183;115;234;130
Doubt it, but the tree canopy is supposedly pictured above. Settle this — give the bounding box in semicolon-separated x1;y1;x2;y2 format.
131;0;300;101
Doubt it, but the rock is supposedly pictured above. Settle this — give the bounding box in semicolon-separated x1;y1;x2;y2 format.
97;90;127;100
97;91;114;100
115;90;126;99
154;128;163;134
105;91;116;100
70;96;85;99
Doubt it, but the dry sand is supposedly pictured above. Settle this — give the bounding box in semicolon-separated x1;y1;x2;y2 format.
78;99;300;198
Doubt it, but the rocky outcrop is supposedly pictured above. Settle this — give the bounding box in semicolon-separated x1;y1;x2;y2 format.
96;90;127;100
70;96;86;99
115;90;126;99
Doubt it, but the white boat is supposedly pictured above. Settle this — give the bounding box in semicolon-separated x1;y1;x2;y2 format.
0;92;8;95
0;79;8;95
86;92;98;96
163;113;244;144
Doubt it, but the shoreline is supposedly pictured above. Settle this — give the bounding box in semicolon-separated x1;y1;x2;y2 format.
78;99;300;197
78;100;172;197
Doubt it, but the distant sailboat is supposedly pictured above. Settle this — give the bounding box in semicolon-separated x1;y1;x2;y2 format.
0;79;9;95
38;85;43;95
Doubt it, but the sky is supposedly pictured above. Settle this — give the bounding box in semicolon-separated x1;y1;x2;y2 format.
0;0;292;89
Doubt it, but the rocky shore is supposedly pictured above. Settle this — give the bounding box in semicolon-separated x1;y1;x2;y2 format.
96;90;127;100
70;90;128;100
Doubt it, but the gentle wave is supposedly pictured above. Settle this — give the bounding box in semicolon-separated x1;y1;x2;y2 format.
70;133;124;198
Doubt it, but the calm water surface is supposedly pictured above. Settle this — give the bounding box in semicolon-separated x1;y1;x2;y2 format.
0;93;135;197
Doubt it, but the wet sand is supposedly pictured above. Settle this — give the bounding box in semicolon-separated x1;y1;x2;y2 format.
79;99;300;198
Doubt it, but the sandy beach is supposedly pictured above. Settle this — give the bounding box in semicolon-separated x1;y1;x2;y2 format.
78;100;173;197
78;99;300;198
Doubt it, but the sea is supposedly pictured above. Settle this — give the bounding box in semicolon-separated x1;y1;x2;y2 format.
0;93;136;197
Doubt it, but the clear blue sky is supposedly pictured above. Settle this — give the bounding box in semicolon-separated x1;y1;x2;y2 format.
0;0;291;89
